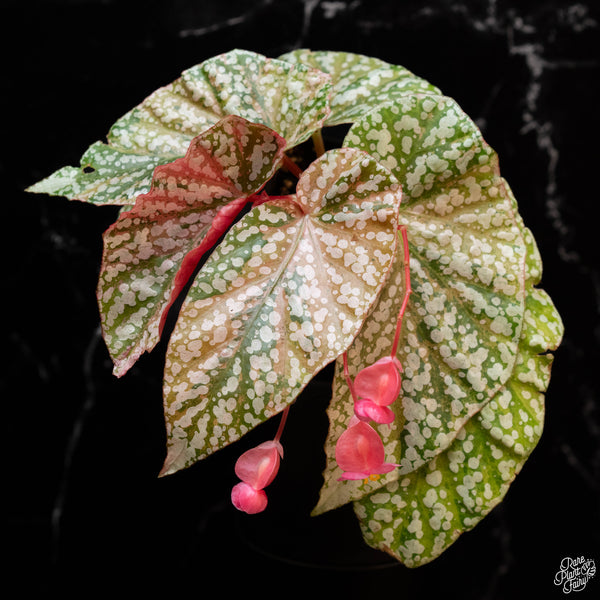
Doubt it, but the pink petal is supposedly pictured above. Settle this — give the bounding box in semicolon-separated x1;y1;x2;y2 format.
348;415;362;428
336;464;398;481
231;482;268;514
337;471;371;481
378;462;398;473
336;462;398;481
234;440;282;490
354;399;395;424
335;421;386;474
354;356;402;406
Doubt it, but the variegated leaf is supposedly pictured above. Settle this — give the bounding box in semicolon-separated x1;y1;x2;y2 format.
353;216;564;567
28;50;332;205
98;116;287;377
278;49;440;126
25;143;165;206
314;96;528;513
160;148;402;476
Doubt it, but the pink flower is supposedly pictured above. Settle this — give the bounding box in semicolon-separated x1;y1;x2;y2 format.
354;356;402;407
335;418;398;481
354;399;395;424
231;440;283;514
231;483;268;514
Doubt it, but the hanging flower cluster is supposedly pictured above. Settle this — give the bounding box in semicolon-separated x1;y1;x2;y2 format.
334;226;411;482
231;215;410;508
231;439;284;514
231;407;289;514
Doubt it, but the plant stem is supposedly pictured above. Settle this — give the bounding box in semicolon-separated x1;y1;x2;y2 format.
390;225;412;358
312;129;325;157
343;351;358;404
282;155;302;179
274;406;290;443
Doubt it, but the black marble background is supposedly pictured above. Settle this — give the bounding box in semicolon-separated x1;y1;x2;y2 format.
5;0;600;597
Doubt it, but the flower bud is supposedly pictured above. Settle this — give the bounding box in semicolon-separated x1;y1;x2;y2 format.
231;482;268;514
335;419;398;481
234;440;283;490
354;356;402;407
354;399;395;424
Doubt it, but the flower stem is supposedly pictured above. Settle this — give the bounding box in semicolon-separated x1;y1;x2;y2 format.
390;225;412;358
274;406;290;443
343;351;358;404
312;129;325;157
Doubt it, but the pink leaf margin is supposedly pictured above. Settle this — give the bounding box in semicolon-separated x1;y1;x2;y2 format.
97;115;288;377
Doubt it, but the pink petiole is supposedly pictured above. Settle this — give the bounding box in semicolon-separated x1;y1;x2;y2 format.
282;155;303;179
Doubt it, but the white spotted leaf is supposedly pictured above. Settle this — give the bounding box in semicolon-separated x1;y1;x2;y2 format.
25;48;565;568
353;213;564;567
27;50;332;205
314;96;529;513
278;50;440;126
97;115;287;377
26;143;165;207
160;148;402;476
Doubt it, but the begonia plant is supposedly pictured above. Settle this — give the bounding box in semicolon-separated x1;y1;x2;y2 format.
29;49;564;567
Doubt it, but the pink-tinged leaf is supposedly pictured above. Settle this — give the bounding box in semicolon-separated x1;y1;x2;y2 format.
353;356;402;406
156;196;250;338
234;440;283;490
231;482;268;514
354;400;396;424
336;420;398;480
97;115;287;377
160;148;402;476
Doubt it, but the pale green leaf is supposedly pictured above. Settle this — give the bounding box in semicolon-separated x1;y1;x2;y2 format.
278;49;440;126
314;96;528;513
160;148;402;476
354;246;564;567
26;143;164;205
28;50;332;205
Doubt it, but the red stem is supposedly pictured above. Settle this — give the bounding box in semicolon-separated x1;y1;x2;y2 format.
390;225;412;358
274;406;290;443
282;155;302;179
343;351;358;404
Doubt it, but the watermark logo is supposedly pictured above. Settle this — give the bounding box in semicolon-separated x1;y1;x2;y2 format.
554;556;596;593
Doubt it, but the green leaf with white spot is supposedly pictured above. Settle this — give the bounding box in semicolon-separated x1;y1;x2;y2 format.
28;50;332;205
26;143;165;206
97;116;287;377
160;148;402;476
314;96;528;513
278;49;440;126
353;223;563;567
